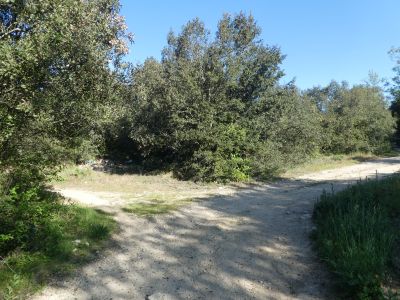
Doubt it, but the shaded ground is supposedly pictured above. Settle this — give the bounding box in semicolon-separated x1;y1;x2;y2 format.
32;157;400;300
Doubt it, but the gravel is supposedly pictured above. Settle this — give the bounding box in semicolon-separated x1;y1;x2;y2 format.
32;157;400;300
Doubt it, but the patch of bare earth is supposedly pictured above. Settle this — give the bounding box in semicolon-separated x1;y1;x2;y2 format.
32;157;400;300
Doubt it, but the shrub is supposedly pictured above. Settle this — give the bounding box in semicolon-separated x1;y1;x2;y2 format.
0;185;115;258
0;186;58;256
0;192;115;299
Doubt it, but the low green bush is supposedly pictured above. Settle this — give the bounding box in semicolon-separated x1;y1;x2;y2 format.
0;186;57;255
313;175;400;299
0;187;115;299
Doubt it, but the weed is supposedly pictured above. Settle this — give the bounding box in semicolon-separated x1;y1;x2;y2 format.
313;175;400;299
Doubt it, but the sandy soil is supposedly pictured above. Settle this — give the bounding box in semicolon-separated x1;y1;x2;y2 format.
31;157;400;300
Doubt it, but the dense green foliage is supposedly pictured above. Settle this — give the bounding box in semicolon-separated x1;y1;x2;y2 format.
306;81;395;154
0;0;126;292
313;176;400;299
105;14;395;182
0;187;57;255
107;14;341;181
0;0;132;191
0;202;115;299
0;6;397;184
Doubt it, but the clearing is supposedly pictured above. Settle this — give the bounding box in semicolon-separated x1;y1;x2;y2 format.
32;157;400;300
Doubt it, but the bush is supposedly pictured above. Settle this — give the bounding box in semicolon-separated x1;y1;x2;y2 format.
173;124;253;182
0;186;115;258
313;176;400;299
0;189;115;299
0;187;57;256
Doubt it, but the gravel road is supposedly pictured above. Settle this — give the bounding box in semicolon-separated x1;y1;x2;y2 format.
32;157;400;300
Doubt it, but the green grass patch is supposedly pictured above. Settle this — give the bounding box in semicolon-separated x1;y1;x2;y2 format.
123;198;192;217
312;175;400;299
0;204;116;299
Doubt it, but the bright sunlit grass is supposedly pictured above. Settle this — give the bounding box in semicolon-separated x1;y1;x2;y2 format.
282;152;378;178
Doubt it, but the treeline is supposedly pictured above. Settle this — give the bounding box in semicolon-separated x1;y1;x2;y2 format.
1;4;398;190
390;48;400;142
105;14;396;182
0;4;398;192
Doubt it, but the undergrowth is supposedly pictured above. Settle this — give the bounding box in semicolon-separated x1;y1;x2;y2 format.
0;190;116;299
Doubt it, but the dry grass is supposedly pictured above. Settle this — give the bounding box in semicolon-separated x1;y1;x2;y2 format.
54;153;383;199
52;165;230;215
53;153;392;215
54;166;214;194
282;152;378;178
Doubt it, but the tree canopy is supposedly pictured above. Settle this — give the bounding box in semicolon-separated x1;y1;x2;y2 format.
0;0;132;190
1;7;396;185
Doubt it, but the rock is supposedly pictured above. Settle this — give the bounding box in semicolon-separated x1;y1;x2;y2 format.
146;292;176;300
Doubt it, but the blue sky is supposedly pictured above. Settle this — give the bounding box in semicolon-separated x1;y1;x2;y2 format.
120;0;400;90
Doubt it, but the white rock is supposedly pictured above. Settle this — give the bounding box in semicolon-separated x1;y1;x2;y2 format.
147;292;177;300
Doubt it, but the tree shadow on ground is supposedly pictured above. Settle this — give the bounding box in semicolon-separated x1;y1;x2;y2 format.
37;161;400;300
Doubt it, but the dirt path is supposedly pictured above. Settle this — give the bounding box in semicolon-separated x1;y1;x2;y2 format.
32;157;400;300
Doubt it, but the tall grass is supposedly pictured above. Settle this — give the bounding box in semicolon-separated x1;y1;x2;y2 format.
313;175;400;299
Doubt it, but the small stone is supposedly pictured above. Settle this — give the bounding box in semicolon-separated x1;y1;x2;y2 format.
147;292;176;300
